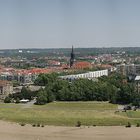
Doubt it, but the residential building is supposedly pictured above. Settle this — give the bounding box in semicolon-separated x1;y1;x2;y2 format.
0;80;13;99
116;64;140;76
59;69;108;80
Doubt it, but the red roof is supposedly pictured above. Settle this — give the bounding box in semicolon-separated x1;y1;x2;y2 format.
15;68;53;75
72;61;92;69
0;80;12;86
95;64;113;68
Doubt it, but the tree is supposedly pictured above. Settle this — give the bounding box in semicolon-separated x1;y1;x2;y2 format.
4;97;11;103
15;98;20;104
21;86;32;100
35;90;48;105
132;93;140;107
115;84;134;104
35;94;48;105
9;72;135;105
12;80;20;87
34;73;58;86
44;85;55;102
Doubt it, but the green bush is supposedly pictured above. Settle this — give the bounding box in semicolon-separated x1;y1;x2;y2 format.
125;122;131;128
35;92;48;105
15;98;20;104
32;124;36;127
76;121;81;127
20;123;26;126
136;123;140;127
41;124;45;127
37;123;40;127
4;97;11;103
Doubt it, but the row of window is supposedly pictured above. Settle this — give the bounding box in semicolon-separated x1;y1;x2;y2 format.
61;70;108;79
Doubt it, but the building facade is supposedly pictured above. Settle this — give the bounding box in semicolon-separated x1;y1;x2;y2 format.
60;69;108;80
116;64;140;76
0;80;13;99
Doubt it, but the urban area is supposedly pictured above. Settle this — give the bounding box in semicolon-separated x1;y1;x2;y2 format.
0;47;140;107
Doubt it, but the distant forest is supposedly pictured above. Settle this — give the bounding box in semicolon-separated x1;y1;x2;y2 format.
1;47;140;58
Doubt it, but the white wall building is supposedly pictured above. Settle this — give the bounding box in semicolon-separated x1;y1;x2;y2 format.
60;69;108;80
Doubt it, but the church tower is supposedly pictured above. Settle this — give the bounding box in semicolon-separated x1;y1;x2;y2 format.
70;45;75;67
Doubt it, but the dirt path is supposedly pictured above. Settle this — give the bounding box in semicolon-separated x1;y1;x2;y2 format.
0;121;140;140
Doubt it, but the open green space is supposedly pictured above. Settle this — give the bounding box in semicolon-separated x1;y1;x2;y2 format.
0;102;140;126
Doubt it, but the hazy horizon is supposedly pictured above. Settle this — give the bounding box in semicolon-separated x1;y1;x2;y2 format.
1;0;140;49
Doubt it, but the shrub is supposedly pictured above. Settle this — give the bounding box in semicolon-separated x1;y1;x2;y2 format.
136;123;140;127
35;93;48;105
37;123;40;127
4;97;11;103
125;122;131;128
32;124;36;127
41;124;45;127
15;98;20;104
20;123;26;126
76;121;81;127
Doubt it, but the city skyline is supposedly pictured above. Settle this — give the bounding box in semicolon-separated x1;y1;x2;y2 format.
1;0;140;49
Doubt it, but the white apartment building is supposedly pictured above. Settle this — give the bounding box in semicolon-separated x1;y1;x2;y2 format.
60;69;108;80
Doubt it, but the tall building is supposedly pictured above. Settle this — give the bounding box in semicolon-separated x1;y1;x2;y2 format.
116;64;140;76
70;45;75;67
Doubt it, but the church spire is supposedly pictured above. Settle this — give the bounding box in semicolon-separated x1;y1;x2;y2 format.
70;45;75;67
72;45;74;53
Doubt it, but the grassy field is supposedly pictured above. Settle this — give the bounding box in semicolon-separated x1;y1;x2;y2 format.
0;101;140;126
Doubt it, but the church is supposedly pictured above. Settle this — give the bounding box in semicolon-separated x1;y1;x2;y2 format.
69;46;92;69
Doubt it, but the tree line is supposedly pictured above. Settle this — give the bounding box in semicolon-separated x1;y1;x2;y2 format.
5;73;140;106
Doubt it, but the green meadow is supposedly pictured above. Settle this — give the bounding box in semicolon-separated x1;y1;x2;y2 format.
0;102;139;126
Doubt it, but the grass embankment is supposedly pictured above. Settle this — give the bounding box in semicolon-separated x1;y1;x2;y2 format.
0;102;139;126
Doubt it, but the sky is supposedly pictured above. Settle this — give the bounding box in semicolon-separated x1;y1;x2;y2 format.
0;0;140;49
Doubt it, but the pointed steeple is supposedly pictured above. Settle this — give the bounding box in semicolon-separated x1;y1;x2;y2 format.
72;45;74;53
70;45;75;67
